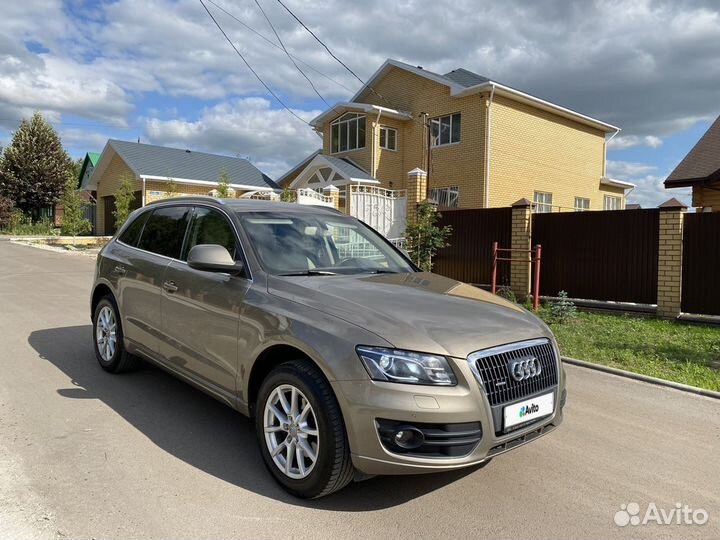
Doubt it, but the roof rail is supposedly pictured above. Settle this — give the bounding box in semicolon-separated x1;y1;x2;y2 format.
145;195;225;206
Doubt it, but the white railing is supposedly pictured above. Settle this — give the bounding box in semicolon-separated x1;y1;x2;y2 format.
297;188;334;207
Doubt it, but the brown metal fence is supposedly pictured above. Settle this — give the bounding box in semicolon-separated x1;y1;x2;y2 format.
433;208;512;286
531;209;660;304
682;212;720;316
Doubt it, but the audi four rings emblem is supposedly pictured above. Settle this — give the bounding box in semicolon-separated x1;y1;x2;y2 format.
510;357;542;381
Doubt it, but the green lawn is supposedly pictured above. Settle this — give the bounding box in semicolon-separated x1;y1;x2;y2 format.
541;311;720;392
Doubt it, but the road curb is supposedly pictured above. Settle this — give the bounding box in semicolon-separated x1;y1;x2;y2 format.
561;356;720;400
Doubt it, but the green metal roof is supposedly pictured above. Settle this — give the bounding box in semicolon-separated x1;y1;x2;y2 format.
87;152;101;166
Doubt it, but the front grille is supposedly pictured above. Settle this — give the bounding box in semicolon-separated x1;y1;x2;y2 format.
469;339;558;407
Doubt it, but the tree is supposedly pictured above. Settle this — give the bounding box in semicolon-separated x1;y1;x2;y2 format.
279;186;296;202
69;157;84;187
216;170;231;198
60;176;92;237
113;174;136;230
0;195;14;229
164;177;178;198
405;201;452;272
0;112;72;218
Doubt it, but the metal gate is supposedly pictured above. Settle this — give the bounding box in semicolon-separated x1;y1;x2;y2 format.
433;208;512;286
349;185;407;239
531;208;659;304
681;212;720;315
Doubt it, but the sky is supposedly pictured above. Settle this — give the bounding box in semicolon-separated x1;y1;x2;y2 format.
1;0;719;207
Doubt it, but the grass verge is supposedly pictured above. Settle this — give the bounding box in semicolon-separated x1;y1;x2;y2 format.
540;310;720;392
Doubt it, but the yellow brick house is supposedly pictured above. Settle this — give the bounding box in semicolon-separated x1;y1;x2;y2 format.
88;139;278;235
279;59;633;212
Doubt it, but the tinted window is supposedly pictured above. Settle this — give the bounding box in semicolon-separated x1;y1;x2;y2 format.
137;206;190;258
183;207;236;260
118;211;150;247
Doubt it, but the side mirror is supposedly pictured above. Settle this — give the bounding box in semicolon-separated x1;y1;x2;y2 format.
187;244;240;273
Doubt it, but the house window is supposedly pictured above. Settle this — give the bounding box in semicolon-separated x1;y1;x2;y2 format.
331;113;366;153
603;195;622;210
431;113;461;147
574;197;590;211
429;186;460;208
533;191;553;213
379;126;397;151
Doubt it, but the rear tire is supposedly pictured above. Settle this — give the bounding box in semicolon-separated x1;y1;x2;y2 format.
92;295;139;373
255;360;353;498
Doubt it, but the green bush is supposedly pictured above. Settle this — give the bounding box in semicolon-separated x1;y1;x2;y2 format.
60;176;92;237
4;210;58;235
496;286;517;304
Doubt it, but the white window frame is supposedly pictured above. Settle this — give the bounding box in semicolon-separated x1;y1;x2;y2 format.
429;186;460;208
430;113;461;147
533;191;553;213
331;113;366;154
379;126;397;151
603;195;622;210
574;197;590;211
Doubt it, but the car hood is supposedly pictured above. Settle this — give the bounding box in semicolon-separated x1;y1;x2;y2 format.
267;272;552;358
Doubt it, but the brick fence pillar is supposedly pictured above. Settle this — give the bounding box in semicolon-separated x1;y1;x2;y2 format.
657;198;687;319
510;198;533;299
343;184;352;215
407;168;427;224
323;185;340;210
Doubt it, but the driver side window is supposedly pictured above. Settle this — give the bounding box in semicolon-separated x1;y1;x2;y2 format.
183;207;237;260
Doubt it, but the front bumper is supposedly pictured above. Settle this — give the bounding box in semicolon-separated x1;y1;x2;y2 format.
332;355;566;476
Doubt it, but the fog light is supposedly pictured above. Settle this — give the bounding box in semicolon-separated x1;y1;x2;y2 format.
393;427;425;449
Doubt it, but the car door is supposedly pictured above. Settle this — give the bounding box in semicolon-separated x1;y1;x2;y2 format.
111;209;167;357
122;204;191;360
160;206;248;399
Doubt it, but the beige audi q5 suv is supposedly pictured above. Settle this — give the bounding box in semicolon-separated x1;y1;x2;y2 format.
91;197;566;498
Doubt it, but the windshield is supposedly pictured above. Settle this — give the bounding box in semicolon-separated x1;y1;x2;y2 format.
238;211;415;275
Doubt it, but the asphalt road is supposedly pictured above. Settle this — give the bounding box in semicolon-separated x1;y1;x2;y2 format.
1;239;718;539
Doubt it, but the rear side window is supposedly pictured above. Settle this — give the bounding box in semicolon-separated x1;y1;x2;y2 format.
137;206;190;259
183;207;236;260
118;211;150;247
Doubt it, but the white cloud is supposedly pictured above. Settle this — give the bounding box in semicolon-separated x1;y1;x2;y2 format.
608;135;663;150
607;160;691;208
143;98;322;180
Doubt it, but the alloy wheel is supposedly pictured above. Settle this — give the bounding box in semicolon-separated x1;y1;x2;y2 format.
263;384;320;479
96;305;117;362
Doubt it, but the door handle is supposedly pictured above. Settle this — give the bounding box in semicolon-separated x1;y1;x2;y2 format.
163;280;178;293
113;265;127;275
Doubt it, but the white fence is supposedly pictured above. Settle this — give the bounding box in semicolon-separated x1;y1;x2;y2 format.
297;188;334;208
349;185;407;239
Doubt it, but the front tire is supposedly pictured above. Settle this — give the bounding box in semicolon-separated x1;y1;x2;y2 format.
255;360;353;498
92;295;139;373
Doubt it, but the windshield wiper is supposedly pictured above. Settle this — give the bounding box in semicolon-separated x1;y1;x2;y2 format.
278;270;337;276
364;269;400;274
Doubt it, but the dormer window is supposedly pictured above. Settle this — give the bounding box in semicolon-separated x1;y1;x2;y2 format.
331;113;366;153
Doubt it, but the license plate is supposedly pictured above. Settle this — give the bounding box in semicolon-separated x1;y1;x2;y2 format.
504;392;554;429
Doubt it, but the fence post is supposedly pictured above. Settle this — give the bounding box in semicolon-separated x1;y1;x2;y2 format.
406;168;427;224
510;198;533;299
656;198;687;319
322;185;340;210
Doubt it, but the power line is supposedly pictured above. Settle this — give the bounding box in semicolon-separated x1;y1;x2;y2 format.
275;0;400;110
205;0;353;94
251;0;334;110
199;0;310;126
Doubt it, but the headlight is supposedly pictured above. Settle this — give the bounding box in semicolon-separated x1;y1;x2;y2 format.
356;346;457;386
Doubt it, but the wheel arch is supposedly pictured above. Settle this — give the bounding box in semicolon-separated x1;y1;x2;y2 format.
91;281;115;319
247;344;334;417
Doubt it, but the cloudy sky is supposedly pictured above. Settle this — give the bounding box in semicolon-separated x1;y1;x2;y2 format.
2;0;719;207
